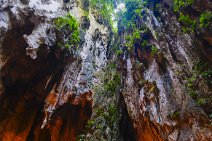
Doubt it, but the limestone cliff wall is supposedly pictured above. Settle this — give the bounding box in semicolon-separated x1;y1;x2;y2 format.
118;1;212;140
0;0;110;140
0;0;212;141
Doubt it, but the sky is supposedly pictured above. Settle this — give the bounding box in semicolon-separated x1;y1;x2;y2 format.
112;3;126;28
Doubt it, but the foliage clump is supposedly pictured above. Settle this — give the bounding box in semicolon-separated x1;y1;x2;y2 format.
194;62;212;85
89;0;114;25
173;0;212;32
125;30;141;51
174;0;194;12
178;13;197;32
77;63;121;141
151;46;158;55
114;0;159;55
118;0;147;31
124;29;158;55
199;11;212;28
54;13;80;49
186;61;212;112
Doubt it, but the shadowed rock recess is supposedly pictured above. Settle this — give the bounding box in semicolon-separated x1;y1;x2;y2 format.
0;0;212;141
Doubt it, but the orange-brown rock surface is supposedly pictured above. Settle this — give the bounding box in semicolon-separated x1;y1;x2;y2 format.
0;0;110;140
0;0;212;141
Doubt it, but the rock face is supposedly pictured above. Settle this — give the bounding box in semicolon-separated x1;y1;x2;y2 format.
0;0;212;141
0;0;110;140
117;1;212;141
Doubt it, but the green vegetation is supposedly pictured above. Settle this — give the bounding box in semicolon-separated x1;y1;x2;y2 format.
174;0;194;12
111;32;124;56
125;29;145;51
115;49;124;56
178;13;196;32
124;30;158;55
186;61;212;108
89;0;122;32
118;0;146;31
89;0;114;25
195;62;212;85
125;30;141;51
115;0;159;55
173;0;196;33
155;3;162;11
173;0;212;32
186;76;197;98
77;62;121;140
151;45;158;55
95;63;121;96
141;40;148;47
196;98;206;106
54;13;80;49
104;72;121;95
171;111;180;119
199;11;212;28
